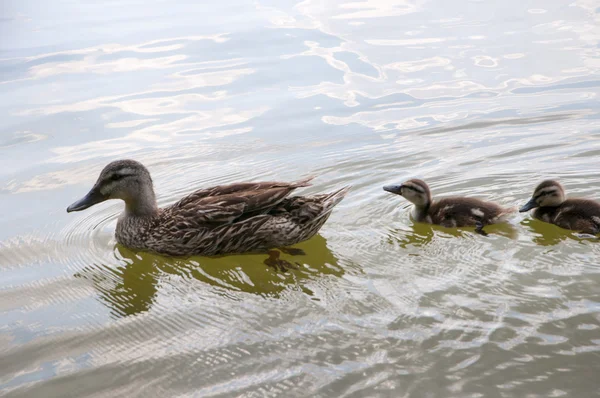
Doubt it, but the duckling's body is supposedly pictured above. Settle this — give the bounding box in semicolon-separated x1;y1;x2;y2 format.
416;196;512;228
520;180;600;234
68;160;349;256
384;179;514;234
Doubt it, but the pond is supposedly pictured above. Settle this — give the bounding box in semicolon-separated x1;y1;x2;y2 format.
1;0;600;396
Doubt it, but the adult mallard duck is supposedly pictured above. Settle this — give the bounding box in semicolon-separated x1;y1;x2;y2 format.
67;160;349;259
520;179;600;234
383;178;515;235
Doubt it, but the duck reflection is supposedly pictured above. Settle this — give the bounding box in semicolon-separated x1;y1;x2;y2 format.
386;221;518;248
76;235;342;318
386;223;437;249
521;218;586;246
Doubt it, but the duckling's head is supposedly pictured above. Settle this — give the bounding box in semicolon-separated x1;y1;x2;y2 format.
519;179;565;212
67;159;157;215
383;178;432;207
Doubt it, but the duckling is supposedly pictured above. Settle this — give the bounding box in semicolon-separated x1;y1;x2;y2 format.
67;159;349;258
383;179;515;235
520;180;600;234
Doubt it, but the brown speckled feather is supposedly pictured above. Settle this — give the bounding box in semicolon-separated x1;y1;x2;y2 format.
167;178;314;225
115;178;349;256
67;160;348;257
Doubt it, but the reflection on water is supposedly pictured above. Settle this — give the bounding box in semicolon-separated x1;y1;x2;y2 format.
522;218;599;247
2;0;600;396
386;215;519;250
77;236;343;318
386;222;437;249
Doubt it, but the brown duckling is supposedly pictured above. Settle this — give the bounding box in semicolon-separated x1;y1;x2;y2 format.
520;180;600;234
383;178;515;235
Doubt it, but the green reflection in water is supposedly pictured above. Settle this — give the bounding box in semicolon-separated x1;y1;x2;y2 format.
76;235;342;317
521;218;596;246
386;221;518;249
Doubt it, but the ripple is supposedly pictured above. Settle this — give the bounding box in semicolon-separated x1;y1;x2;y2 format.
61;206;119;269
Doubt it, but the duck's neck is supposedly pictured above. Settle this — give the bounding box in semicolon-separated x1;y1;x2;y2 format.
412;203;430;222
124;185;158;217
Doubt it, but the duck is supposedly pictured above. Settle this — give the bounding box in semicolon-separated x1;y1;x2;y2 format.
519;179;600;234
383;178;515;235
67;159;349;257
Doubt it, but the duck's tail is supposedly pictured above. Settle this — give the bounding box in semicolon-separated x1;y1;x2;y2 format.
493;206;518;223
307;186;351;223
292;175;316;188
321;185;351;210
268;185;350;247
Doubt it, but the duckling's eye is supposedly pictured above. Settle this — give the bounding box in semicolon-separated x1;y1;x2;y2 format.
110;173;124;181
403;186;421;194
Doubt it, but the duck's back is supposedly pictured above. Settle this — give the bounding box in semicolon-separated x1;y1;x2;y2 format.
533;198;600;234
428;197;509;227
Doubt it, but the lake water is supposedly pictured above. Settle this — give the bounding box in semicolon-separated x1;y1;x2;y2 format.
2;0;600;396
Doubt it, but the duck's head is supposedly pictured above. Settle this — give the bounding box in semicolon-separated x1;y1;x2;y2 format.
67;159;156;214
383;178;432;207
519;179;565;212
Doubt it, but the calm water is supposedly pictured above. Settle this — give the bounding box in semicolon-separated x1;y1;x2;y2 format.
2;0;600;396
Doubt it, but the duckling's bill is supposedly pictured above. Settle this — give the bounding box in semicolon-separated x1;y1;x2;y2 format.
67;187;107;212
519;197;538;213
383;184;403;195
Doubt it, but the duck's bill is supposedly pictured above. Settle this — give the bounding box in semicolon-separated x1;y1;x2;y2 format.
519;198;538;213
383;184;403;195
67;189;107;212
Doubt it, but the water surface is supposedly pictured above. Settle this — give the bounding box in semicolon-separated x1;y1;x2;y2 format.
2;0;600;396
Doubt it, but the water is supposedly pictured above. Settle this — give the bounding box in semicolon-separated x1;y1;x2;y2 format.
2;0;600;396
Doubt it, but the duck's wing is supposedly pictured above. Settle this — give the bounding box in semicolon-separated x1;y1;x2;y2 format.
553;199;600;233
167;177;315;224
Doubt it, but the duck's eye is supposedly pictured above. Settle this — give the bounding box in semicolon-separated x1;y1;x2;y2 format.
110;173;123;181
404;186;421;194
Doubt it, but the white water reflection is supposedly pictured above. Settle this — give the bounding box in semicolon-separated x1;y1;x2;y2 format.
1;35;230;83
